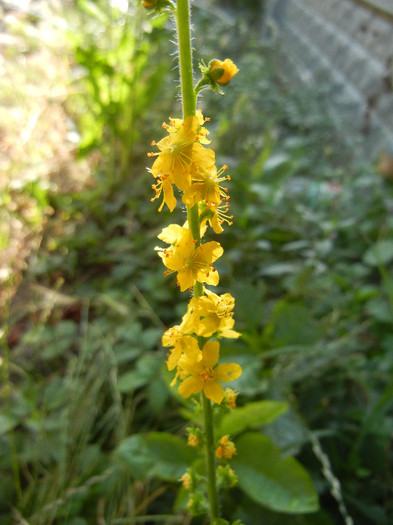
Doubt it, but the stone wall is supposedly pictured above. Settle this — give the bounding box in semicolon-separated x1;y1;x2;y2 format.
263;0;393;158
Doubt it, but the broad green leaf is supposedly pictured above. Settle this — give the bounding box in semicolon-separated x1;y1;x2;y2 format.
0;414;17;435
363;240;393;266
233;432;319;513
114;434;155;479
115;432;196;481
365;297;392;323
219;401;288;437
145;432;197;481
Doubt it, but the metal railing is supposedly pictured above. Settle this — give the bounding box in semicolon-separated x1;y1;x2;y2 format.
350;0;393;21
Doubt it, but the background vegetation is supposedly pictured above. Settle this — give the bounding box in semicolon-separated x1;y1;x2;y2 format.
1;0;392;524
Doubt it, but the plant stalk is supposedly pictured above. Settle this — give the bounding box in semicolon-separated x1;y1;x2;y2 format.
175;0;220;520
202;392;220;520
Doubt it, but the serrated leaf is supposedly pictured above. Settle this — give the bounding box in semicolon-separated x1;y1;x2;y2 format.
233;432;319;513
219;401;288;437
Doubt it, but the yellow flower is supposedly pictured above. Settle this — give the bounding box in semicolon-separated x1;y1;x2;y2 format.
162;325;199;370
209;59;239;86
182;289;240;338
157;223;186;244
187;433;200;447
149;115;215;193
224;388;238;409
216;435;237;460
163;110;211;144
206;202;233;234
151;176;177;212
180;471;192;489
158;228;223;292
182;164;230;207
177;340;242;404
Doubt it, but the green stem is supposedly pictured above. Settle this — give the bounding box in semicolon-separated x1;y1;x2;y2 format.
175;0;202;297
175;0;196;119
202;393;220;520
175;1;220;520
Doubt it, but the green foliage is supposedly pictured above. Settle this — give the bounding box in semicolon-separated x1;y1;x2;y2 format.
218;400;288;436
116;432;198;481
67;0;171;179
233;433;318;513
3;1;393;524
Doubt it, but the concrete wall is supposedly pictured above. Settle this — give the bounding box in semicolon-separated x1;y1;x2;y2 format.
263;0;393;158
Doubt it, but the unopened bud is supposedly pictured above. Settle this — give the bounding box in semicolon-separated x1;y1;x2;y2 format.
209;59;239;86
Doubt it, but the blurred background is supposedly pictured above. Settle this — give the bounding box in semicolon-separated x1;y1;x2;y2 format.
1;0;393;523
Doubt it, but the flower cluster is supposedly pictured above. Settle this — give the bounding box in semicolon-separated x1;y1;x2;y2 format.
149;108;242;404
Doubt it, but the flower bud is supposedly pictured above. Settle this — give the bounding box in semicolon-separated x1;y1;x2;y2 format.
188;432;200;447
216;435;237;460
187;491;208;516
217;464;238;488
224;387;238;409
209;59;239;86
142;0;173;11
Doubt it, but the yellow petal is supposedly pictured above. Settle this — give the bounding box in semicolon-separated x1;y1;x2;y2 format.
202;270;220;287
201;340;220;368
177;268;196;292
197;317;219;337
182;335;200;355
215;363;242;382
166;346;183;371
178;375;203;398
161;179;177;212
158;224;185;244
203;381;224;404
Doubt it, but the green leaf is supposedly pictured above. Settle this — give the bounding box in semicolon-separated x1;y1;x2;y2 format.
145;432;197;481
219;401;288;437
114;434;155;479
0;414;17;435
115;432;196;481
363;240;393;266
365;297;392;323
232;432;319;513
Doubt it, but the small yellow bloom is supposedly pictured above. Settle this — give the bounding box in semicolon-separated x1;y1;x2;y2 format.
162;326;199;370
163;110;211;144
210;59;239;86
177;340;242;404
182;289;240;338
216;435;237;460
182;164;230;207
187;432;200;447
158;227;223;292
224;387;238;409
150;115;215;192
197;198;233;235
180;471;192;489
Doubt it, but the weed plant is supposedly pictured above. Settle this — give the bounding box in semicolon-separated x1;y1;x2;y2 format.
1;1;393;524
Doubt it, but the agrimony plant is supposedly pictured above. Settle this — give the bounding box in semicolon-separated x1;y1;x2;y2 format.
144;1;319;523
145;0;241;522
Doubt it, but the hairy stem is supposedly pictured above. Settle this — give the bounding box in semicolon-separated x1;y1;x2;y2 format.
175;0;220;520
202;392;220;520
